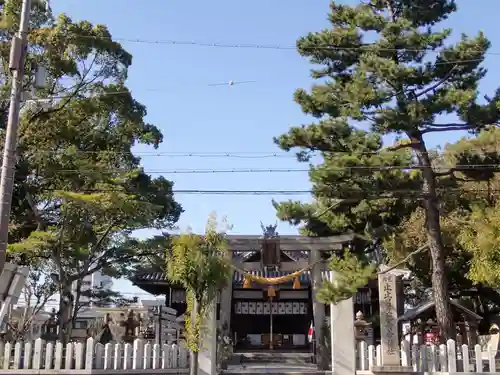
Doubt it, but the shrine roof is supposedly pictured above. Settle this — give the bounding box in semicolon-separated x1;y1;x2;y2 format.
225;234;354;252
132;269;350;288
131;271;167;283
130;234;357;293
398;299;482;322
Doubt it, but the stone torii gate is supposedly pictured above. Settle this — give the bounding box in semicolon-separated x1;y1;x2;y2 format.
200;233;359;375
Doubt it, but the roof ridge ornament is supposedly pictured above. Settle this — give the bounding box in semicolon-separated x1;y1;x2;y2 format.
260;221;278;238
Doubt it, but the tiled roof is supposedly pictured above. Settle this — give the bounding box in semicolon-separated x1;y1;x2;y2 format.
398;299;482;322
132;268;339;285
130;272;169;283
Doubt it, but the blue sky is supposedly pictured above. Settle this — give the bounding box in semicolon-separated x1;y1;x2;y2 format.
49;0;500;298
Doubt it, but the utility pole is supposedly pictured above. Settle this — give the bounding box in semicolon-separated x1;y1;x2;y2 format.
0;0;33;277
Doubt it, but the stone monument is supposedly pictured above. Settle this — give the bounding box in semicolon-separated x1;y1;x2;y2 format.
372;273;411;373
329;271;356;375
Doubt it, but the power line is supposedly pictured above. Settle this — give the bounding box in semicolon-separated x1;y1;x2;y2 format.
25;147;494;158
30;151;300;158
36;187;500;196
10;80;257;103
26;164;500;175
61;35;500;58
170;188;500;196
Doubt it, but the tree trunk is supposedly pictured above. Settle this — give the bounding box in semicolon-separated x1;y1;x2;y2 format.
414;138;456;342
58;284;74;344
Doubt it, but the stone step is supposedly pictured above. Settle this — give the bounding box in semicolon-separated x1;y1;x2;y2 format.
237;352;314;365
222;364;322;375
223;371;324;375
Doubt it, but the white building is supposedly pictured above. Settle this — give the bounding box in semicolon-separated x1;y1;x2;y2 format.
72;271;113;308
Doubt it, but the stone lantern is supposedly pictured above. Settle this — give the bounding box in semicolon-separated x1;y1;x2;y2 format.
354;311;372;343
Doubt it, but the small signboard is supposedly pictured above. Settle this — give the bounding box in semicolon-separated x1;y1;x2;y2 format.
160;306;177;322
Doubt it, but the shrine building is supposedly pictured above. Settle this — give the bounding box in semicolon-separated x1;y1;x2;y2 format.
130;231;382;351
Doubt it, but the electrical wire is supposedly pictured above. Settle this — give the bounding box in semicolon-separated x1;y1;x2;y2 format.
29;151;300;158
32;164;500;175
35;187;500;196
11;80;257;104
58;35;500;57
20;148;500;158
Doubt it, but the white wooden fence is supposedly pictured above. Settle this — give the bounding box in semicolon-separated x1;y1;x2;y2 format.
357;339;499;373
0;338;189;373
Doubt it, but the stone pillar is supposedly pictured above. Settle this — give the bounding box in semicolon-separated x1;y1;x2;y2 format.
309;249;327;370
378;274;399;366
198;300;217;375
374;273;411;372
465;321;478;346
219;272;233;335
329;271;356;375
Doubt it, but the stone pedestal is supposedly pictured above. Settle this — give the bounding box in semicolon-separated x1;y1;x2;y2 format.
329;271;356;375
198;300;217;375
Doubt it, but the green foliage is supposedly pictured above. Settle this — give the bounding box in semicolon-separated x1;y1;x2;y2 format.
382;128;500;319
274;126;419;237
0;2;182;340
275;0;500;339
166;215;231;352
458;203;500;286
275;0;498;237
184;292;202;353
317;250;376;305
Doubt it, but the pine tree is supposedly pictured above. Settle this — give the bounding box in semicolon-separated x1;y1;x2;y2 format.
275;0;500;341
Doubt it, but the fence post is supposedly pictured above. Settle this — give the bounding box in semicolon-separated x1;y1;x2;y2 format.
179;343;189;368
45;342;54;370
104;343;113;369
411;344;418;371
162;343;171;369
132;339;144;369
474;344;482;372
85;337;95;370
428;344;437;372
359;341;367;370
75;342;84;369
462;344;470;372
419;345;427;372
4;342;13;369
152;343;160;369
172;343;179;368
113;342;122;370
144;342;152;369
488;344;495;372
438;343;447;371
54;342;63;370
400;340;410;367
65;342;74;370
23;341;32;369
123;342;132;369
32;338;43;369
95;343;105;369
447;339;457;372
